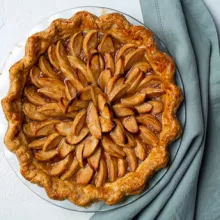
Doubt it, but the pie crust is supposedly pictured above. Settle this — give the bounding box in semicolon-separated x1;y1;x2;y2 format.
1;11;183;206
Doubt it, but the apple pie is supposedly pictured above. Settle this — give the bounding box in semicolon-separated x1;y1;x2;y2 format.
2;11;183;206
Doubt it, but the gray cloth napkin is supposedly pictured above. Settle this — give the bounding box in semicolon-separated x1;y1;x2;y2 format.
91;0;220;219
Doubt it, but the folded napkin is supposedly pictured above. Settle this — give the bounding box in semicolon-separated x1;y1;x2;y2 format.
91;0;220;219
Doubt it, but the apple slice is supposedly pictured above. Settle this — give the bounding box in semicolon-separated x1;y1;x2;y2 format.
77;69;88;87
99;69;112;90
87;147;102;170
76;166;94;185
71;109;86;135
67;99;89;112
101;143;124;159
29;66;41;88
133;61;151;73
118;159;127;177
38;56;59;79
135;137;147;161
100;116;115;133
58;138;75;158
61;158;79;180
126;71;144;95
122;116;138;133
119;132;136;148
116;44;137;60
137;75;161;91
35;149;58;161
100;104;114;133
83;136;99;158
95;158;107;187
139;125;159;147
69;32;83;57
67;55;87;77
108;78;129;102
43;133;62;151
64;80;77;101
37;103;62;114
22;122;37;137
55;41;84;91
110;119;127;145
148;100;164;114
55;40;69;64
50;154;72;176
102;135;125;157
114;58;124;75
24;86;47;106
38;103;78;118
135;103;152;114
110;83;129;102
100;53;105;70
48;44;60;70
108;76;124;94
76;143;85;168
37;77;66;100
86;102;102;139
105;75;121;95
78;86;102;101
124;48;145;71
55;121;73;136
97;93;109;112
87;53;104;84
28;138;47;150
111;81;129;102
23;102;47;121
83;30;98;58
104;53;115;73
113;104;135;117
37;103;64;117
77;86;92;101
141;88;164;98
105;153;118;182
90;86;98;107
38;87;65;100
37;77;64;90
36;120;60;137
137;114;162;132
66;127;89;145
98;34;115;53
125;67;140;85
121;92;146;106
58;97;68;114
111;130;136;148
60;63;84;91
123;148;137;171
23;120;60;137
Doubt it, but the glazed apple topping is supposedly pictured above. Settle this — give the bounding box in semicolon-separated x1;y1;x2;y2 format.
22;30;165;186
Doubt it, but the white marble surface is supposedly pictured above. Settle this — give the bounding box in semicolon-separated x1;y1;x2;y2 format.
0;0;219;220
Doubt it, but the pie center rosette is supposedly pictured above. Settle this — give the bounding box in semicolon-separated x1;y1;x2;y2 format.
23;29;164;186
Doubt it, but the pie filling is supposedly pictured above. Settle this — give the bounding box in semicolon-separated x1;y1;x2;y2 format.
22;30;165;186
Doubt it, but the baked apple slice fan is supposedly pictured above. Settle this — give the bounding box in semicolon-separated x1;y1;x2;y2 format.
23;30;164;186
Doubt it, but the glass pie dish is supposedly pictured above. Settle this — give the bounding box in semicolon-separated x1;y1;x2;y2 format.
0;6;185;212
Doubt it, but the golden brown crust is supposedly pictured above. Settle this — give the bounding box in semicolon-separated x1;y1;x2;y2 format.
1;11;183;206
